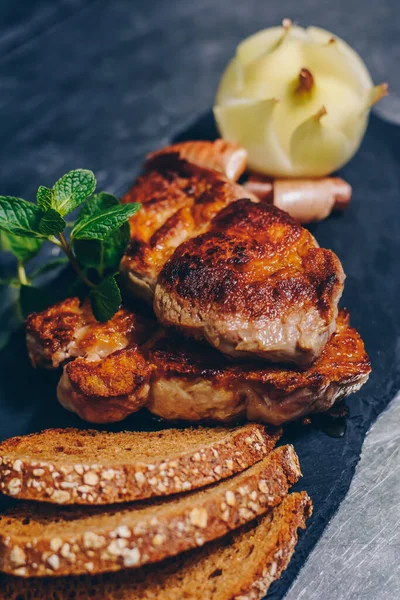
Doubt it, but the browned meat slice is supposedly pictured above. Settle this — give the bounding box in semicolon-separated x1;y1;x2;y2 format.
154;200;345;367
147;139;248;181
26;297;85;368
58;347;152;423
147;310;371;425
47;303;369;426
120;152;257;303
25;297;154;369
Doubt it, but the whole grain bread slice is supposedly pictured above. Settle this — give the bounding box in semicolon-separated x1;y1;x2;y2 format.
0;444;300;578
0;492;312;600
0;424;280;505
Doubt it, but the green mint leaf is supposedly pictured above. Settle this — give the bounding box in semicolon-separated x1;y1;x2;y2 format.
78;192;119;220
0;230;43;263
30;256;69;279
0;196;45;238
73;221;130;271
36;186;53;210
102;221;130;269
38;208;66;236
90;274;121;322
52;169;96;216
71;203;140;241
19;285;50;317
73;238;102;269
74;193;132;271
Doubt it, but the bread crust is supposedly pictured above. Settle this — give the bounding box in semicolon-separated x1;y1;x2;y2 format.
0;425;280;505
0;492;311;599
230;491;312;600
0;445;300;577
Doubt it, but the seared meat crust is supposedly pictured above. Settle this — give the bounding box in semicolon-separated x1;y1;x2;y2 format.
26;298;87;368
25;298;154;369
41;303;369;426
147;310;371;425
154;200;345;366
58;347;152;423
146;139;247;181
120;153;257;303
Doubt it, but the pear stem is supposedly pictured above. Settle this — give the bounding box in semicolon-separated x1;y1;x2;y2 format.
313;106;327;121
296;68;314;94
368;83;389;107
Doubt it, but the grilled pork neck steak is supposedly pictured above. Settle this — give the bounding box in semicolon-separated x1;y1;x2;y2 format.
26;298;155;423
146;309;370;425
58;348;153;424
120;150;257;304
25;301;370;425
121;141;344;365
25;297;154;368
154;200;345;367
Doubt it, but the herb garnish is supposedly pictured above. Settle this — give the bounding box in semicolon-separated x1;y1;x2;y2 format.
0;170;140;322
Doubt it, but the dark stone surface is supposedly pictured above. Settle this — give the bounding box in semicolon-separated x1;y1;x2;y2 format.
0;2;399;598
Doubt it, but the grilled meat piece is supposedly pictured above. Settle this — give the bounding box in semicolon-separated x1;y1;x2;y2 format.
25;298;154;368
58;347;152;423
25;299;155;422
121;145;345;365
26;297;85;368
154;200;345;367
120;152;257;303
147;310;370;425
42;302;369;426
147;139;248;181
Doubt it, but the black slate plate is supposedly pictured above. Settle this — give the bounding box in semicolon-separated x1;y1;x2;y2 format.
0;110;399;599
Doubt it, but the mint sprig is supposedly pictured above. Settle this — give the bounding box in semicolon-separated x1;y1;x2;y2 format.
90;274;122;322
71;203;140;241
73;192;131;275
51;170;97;216
0;197;45;238
0;231;43;264
38;209;66;236
36;186;53;210
0;169;140;322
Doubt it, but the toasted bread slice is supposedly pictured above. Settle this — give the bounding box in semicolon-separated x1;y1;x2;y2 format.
0;424;280;505
0;492;311;599
0;445;300;577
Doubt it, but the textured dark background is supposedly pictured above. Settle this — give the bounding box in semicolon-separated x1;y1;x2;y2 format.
0;1;399;598
0;0;399;199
